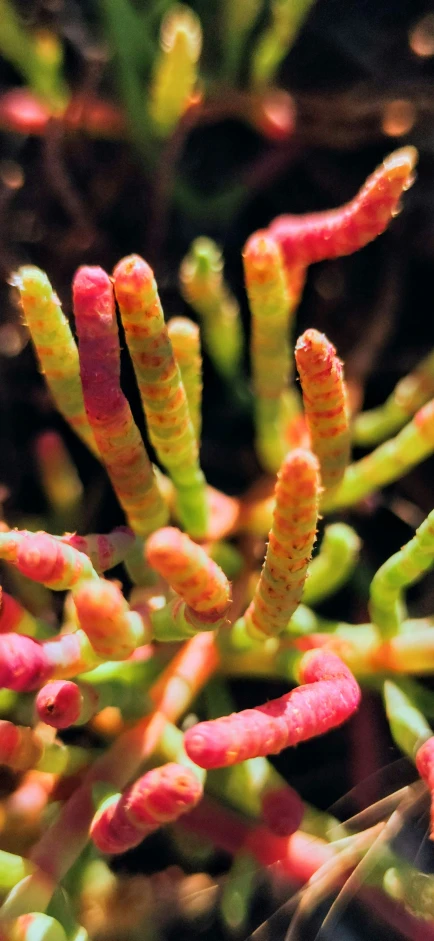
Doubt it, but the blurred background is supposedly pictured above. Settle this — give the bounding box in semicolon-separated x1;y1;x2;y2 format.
1;1;434;938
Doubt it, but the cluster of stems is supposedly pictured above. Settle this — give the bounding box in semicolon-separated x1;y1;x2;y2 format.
1;145;434;939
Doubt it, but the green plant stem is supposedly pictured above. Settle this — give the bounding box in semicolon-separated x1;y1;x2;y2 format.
302;524;361;606
369;509;434;637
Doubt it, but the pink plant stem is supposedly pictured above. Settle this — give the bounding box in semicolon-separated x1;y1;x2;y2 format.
27;632;219;890
90;763;203;854
261;786;304;837
184;650;360;768
0;590;38;636
269;147;417;267
72;266;167;536
35;680;98;729
60;527;135;573
415;735;434;838
179;796;334;885
0;630;97;691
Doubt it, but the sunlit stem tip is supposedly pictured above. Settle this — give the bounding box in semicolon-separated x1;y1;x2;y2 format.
180;237;243;383
243;448;320;639
90;763;203;854
15;532;97;590
72;578;147;660
149;5;202;137
113;254;208;539
370;509;434;638
295;329;351;491
146;526;231;639
0;629;98;691
243;230;299;473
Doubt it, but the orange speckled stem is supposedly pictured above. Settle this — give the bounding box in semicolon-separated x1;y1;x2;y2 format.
73;266;168;537
243;449;320;639
269;146;417;267
113;255;208;539
295;329;351;491
72;577;146;659
146;527;231;638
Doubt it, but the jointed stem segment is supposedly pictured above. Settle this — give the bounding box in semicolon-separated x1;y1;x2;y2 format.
370;509;434;637
243;449;320;639
113;254;208;538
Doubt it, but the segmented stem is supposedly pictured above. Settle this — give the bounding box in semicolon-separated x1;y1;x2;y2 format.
15;532;97;590
243;449;320;639
295;329;351;490
113;254;208;538
35;659;157;728
179;237;243;382
36;680;98;729
302;523;361;606
73;266;168;537
269;147;417;267
370;509;434;637
90;763;203;854
146;527;231;638
0;630;98;691
0;588;39;637
323;398;434;511
184;650;360;768
383;681;432;760
72;578;146;659
167;316;202;442
60;527;135;573
353;347;434;446
12;267;97;455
